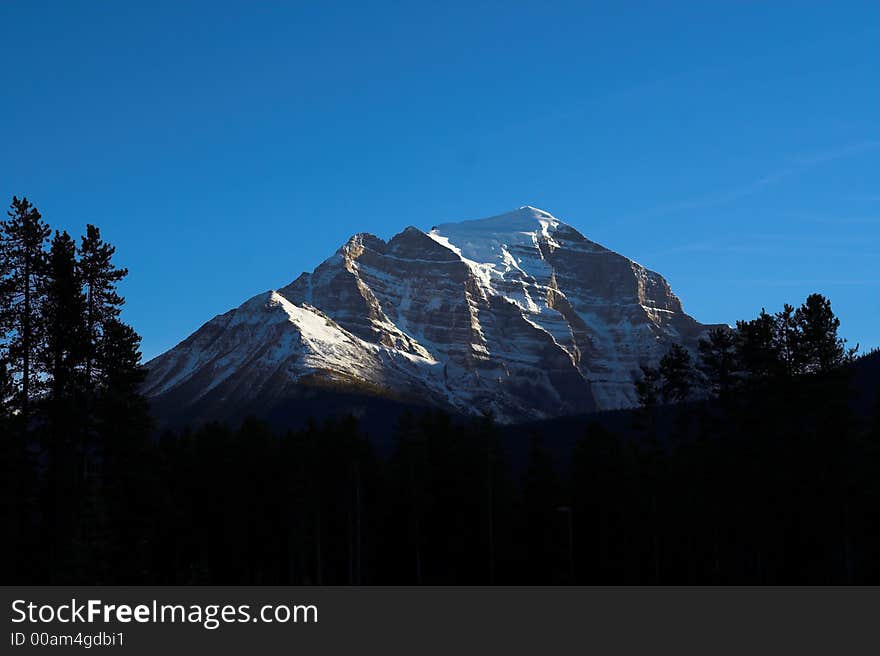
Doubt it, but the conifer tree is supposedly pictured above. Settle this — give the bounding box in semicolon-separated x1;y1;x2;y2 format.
95;317;153;579
659;343;695;403
0;197;51;419
80;228;150;558
96;318;146;401
40;231;87;403
635;364;660;408
774;304;799;377
39;231;89;580
795;293;852;374
79;224;127;385
697;327;737;400
735;309;781;383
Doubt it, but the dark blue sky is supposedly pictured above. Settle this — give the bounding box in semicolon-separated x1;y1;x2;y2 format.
2;1;878;359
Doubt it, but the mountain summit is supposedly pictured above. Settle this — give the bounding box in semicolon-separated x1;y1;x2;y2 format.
143;207;711;423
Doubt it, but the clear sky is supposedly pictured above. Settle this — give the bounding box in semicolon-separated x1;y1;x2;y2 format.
2;1;878;360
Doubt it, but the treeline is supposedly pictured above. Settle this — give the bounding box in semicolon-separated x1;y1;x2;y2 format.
3;195;880;584
615;295;880;583
1;197;151;583
635;293;857;406
117;335;880;584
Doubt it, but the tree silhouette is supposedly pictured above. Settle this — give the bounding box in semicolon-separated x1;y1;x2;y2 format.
697;327;737;400
79;224;127;386
736;309;781;383
795;293;852;374
635;364;660;408
659;343;695;403
774;304;798;377
40;231;87;403
0;196;51;420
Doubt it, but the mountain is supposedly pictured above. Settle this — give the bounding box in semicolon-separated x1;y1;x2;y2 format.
143;206;713;424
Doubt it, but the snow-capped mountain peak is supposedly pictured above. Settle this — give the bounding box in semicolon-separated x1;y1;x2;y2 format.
144;207;712;424
432;205;561;245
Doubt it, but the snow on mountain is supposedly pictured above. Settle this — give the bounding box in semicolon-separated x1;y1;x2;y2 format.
143;206;711;423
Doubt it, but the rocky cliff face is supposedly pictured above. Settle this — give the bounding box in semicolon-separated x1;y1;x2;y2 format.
143;206;710;423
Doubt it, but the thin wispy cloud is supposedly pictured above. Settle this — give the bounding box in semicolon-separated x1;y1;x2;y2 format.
779;210;880;226
795;140;880;166
626;139;880;221
643;232;880;260
710;278;880;287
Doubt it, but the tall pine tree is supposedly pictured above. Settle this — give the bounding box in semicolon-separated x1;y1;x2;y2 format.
774;304;799;377
659;343;695;403
79;224;127;385
735;309;781;384
0;197;51;421
40;231;87;405
39;231;89;582
697;327;737;400
795;293;852;374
